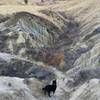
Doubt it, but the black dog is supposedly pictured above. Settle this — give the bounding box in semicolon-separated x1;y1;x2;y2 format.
42;80;57;97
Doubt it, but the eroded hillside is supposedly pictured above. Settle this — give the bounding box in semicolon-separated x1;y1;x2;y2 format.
0;0;100;100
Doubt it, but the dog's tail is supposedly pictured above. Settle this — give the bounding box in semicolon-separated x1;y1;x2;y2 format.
42;87;45;90
42;87;46;95
42;88;45;90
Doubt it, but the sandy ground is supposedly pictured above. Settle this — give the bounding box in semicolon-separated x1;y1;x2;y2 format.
0;5;44;15
0;0;75;15
0;0;83;14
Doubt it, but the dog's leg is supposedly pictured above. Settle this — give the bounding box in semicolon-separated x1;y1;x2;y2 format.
44;90;46;95
48;91;51;97
53;91;55;94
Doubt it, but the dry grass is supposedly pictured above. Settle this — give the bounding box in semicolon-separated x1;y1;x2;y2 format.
0;0;99;58
0;5;43;15
47;52;64;67
0;0;100;43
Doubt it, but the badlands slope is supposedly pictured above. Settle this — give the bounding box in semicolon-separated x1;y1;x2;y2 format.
0;0;100;100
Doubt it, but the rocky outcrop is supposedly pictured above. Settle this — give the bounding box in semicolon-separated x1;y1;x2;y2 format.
0;77;38;100
0;52;55;80
0;11;80;70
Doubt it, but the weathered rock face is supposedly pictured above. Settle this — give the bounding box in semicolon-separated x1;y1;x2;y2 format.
0;52;55;80
0;10;80;99
69;79;100;100
0;0;100;100
0;11;80;70
0;77;39;100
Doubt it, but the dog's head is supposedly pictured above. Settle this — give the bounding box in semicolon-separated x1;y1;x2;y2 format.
52;80;56;85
